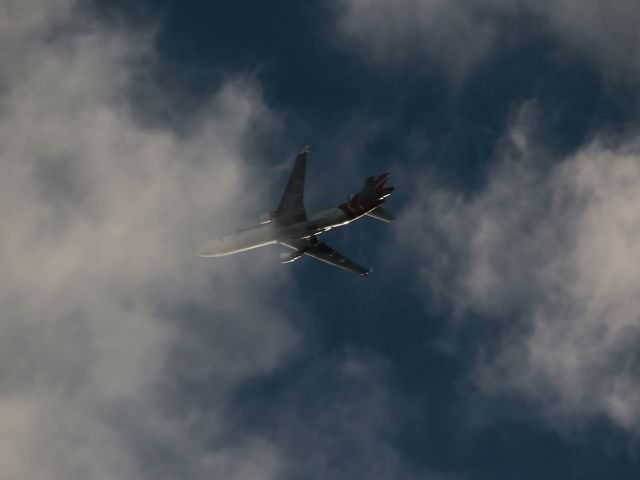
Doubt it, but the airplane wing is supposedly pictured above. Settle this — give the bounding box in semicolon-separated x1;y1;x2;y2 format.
283;237;372;276
275;148;308;226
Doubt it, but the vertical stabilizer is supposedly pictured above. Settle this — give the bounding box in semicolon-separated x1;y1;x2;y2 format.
359;176;377;204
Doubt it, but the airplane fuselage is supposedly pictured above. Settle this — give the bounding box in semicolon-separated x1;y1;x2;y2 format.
198;206;370;257
198;147;394;275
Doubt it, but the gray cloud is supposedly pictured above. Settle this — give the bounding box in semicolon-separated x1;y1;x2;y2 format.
334;0;640;80
396;103;640;433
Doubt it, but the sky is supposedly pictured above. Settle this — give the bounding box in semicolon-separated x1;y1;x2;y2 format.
2;0;640;479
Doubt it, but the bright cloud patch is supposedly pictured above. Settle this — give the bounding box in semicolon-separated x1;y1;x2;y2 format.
399;107;640;433
0;1;297;479
0;2;441;479
334;0;640;80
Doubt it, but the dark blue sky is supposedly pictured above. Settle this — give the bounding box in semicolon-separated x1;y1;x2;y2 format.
91;1;640;478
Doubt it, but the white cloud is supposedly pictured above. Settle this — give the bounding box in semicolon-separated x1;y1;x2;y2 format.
0;2;435;479
398;104;640;433
334;0;640;80
265;349;456;480
333;0;506;78
0;2;296;479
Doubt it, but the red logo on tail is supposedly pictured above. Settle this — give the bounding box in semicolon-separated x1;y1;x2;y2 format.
338;173;394;220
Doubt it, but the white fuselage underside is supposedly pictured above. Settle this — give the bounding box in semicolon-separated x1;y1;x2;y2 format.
197;208;354;257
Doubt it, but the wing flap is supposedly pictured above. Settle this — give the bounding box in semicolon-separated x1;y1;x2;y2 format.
284;238;371;276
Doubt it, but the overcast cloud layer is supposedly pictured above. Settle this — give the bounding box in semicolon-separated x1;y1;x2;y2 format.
397;104;640;434
335;0;640;80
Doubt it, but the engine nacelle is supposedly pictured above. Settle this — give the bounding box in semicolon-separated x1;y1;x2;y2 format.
258;211;276;224
280;251;302;264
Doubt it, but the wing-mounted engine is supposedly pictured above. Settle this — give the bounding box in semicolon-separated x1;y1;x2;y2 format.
258;211;277;224
280;251;303;264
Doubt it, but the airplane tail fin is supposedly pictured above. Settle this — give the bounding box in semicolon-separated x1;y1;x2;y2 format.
366;206;395;222
372;172;394;199
359;176;377;204
341;172;395;219
352;173;394;204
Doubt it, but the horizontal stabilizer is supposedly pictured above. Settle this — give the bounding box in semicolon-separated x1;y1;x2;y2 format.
366;206;395;222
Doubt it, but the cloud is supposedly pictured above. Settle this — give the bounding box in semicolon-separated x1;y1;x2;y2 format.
397;103;640;434
333;0;640;80
278;351;411;480
0;2;439;479
333;0;507;78
239;349;456;480
0;1;298;479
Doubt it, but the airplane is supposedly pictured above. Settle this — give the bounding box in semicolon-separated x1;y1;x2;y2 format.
197;146;394;276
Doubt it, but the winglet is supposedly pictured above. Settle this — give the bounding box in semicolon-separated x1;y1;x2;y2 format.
301;145;310;153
